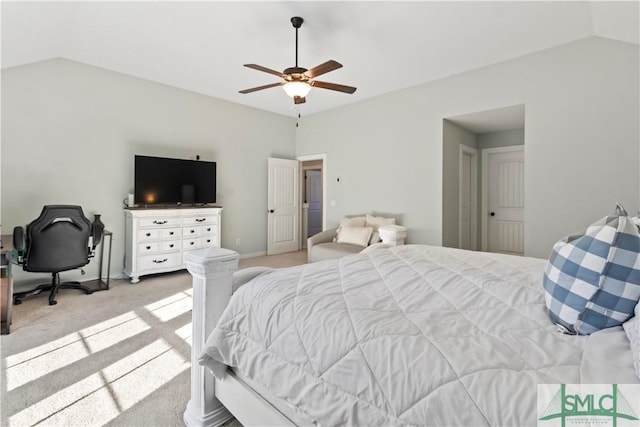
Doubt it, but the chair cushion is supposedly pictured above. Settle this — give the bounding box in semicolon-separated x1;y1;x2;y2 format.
543;204;640;335
309;242;364;262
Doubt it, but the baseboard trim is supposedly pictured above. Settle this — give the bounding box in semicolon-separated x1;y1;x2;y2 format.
239;251;267;259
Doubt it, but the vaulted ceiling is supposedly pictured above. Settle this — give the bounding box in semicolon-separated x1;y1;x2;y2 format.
2;1;638;117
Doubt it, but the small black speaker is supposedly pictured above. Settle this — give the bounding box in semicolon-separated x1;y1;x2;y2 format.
181;184;195;204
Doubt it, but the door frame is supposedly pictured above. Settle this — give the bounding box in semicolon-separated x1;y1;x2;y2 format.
459;145;478;250
297;153;327;248
481;145;524;251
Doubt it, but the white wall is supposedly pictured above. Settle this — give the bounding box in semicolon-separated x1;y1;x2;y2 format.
296;37;639;258
442;120;477;248
1;58;296;284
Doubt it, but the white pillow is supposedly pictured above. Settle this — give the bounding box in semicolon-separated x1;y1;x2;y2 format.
623;303;640;379
340;216;366;228
336;226;372;248
366;215;396;244
365;215;395;231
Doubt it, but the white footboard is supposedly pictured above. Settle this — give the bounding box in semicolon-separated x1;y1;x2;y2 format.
183;247;239;427
184;248;297;427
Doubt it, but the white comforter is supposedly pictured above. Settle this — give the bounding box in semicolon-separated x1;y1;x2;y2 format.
200;245;636;426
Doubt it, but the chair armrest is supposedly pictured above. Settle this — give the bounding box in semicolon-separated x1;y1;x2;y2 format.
13;226;24;252
13;226;25;265
307;228;338;250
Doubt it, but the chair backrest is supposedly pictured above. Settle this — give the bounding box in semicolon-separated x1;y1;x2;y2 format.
24;205;92;273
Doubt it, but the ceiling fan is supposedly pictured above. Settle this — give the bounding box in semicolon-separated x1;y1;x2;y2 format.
239;16;357;105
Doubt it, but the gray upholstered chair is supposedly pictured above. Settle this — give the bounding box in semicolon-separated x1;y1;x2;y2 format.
307;227;363;263
307;215;407;263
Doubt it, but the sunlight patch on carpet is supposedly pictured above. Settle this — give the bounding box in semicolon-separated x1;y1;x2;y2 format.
174;323;193;346
8;339;190;426
145;290;193;322
5;311;150;391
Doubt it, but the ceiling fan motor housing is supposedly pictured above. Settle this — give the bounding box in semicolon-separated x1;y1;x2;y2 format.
283;67;308;77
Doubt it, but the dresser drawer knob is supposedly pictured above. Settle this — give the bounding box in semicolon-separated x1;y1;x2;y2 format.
153;220;167;225
169;244;174;248
190;242;195;246
145;233;151;237
196;218;206;222
190;230;195;234
152;258;168;264
169;231;174;235
146;246;151;250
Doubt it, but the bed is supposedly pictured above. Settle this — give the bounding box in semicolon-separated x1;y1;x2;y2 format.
186;244;638;426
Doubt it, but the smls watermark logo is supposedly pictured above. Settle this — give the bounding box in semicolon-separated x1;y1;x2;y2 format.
538;384;640;427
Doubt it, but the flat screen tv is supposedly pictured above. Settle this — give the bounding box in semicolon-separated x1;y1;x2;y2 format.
134;155;216;206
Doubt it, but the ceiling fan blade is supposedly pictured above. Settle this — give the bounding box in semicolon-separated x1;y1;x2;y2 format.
294;96;306;105
310;80;357;94
244;64;286;78
239;82;283;94
304;60;342;79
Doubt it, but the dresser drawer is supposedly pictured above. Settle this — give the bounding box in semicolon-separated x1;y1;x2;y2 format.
161;227;182;239
199;225;216;235
160;240;180;251
183;215;218;226
139;217;181;228
139;229;160;241
201;236;217;247
137;252;182;271
183;238;200;250
183;226;200;237
138;242;160;254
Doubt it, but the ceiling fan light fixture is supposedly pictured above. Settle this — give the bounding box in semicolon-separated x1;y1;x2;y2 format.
283;81;312;98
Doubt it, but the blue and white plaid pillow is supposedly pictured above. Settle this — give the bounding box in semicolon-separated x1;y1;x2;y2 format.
543;204;640;335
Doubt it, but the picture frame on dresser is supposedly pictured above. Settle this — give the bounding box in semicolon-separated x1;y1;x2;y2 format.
124;207;222;283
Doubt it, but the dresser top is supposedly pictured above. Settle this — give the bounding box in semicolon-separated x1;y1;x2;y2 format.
125;205;222;210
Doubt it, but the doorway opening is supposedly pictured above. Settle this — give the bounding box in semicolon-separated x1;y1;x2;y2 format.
297;154;326;249
442;104;525;255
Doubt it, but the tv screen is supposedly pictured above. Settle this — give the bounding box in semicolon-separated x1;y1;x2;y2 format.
134;155;216;205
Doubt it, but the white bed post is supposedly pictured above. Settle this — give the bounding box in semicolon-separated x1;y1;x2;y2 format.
184;247;239;427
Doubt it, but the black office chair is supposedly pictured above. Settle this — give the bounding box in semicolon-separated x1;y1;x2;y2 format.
13;205;104;306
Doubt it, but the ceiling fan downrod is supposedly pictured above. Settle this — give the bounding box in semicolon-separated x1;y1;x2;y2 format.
291;17;303;68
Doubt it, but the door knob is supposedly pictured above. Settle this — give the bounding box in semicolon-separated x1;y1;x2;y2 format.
269;209;275;213
490;212;495;217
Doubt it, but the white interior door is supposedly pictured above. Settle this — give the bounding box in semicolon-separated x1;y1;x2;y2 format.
459;146;478;250
268;158;300;255
306;170;322;237
484;146;525;255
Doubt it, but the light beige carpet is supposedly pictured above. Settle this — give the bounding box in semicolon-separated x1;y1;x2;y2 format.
1;250;307;427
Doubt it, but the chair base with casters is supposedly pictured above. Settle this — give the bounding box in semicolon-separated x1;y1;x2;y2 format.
13;272;94;306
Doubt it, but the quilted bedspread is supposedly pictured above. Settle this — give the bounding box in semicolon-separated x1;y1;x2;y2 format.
199;245;627;426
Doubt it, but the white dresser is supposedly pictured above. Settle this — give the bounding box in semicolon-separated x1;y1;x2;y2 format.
124;207;222;283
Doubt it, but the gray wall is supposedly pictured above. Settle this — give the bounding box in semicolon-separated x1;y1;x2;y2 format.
1;58;296;284
442;120;477;248
296;37;639;258
477;128;524;150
